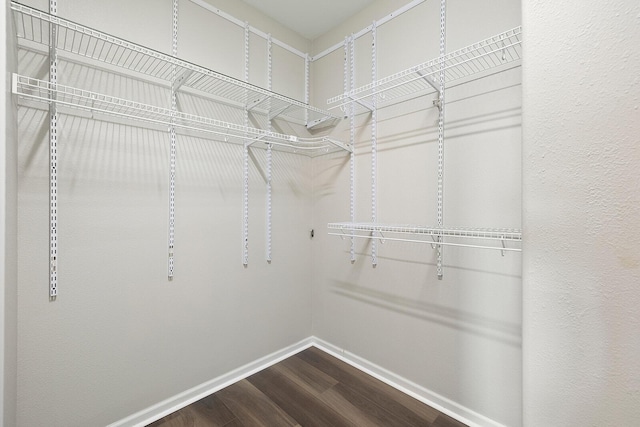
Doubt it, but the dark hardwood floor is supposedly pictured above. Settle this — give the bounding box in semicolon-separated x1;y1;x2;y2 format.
148;346;467;427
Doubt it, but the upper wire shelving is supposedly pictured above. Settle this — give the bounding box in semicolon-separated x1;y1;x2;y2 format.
327;26;522;113
11;1;341;130
13;74;349;155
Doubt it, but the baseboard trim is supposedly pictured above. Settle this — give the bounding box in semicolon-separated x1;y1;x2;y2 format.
110;335;504;427
311;336;506;427
107;337;314;427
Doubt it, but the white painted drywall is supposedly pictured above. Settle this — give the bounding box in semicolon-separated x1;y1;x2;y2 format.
14;0;314;426
14;1;640;426
1;0;18;425
522;1;640;426
311;1;522;426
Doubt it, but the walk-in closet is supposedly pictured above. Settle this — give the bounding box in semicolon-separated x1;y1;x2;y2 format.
2;0;639;426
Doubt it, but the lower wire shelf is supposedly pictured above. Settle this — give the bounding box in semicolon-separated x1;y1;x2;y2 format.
327;222;522;253
12;74;351;156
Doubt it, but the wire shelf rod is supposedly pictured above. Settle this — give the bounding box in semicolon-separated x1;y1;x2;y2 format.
327;232;521;252
327;222;522;241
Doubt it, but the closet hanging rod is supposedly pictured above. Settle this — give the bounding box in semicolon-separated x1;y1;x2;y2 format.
13;74;351;156
328;222;522;241
10;1;339;126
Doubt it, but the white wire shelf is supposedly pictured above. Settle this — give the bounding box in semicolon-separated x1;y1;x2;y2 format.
327;222;522;252
11;1;340;128
14;74;351;156
327;26;522;112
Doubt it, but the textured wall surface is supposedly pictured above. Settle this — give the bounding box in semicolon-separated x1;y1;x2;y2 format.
522;1;640;425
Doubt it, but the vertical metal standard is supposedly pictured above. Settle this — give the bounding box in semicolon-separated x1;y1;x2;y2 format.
349;36;356;264
242;22;250;266
436;0;446;279
304;54;310;126
49;0;58;298
370;22;378;267
266;34;273;263
346;35;356;264
167;0;179;279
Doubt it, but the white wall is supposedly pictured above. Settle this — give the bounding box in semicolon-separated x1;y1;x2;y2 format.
15;1;314;426
2;0;18;425
13;1;640;426
522;1;640;426
311;1;522;426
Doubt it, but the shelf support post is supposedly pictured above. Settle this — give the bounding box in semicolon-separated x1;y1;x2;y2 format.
242;22;250;266
348;34;356;263
304;53;310;126
49;0;58;298
167;0;179;279
371;21;378;267
436;0;446;279
266;34;272;263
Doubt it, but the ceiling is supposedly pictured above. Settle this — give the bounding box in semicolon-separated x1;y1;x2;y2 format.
240;0;377;40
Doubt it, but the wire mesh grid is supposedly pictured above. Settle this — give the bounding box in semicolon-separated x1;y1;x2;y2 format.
11;1;339;126
14;74;351;156
327;26;522;112
328;222;522;241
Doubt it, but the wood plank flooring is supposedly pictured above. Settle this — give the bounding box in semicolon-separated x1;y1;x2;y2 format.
148;347;467;427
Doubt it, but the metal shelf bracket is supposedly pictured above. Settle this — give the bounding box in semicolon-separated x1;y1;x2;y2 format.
306;116;332;130
173;69;194;93
416;69;440;94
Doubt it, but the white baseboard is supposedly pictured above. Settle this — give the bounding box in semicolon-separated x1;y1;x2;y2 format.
110;336;504;427
107;337;314;427
311;336;506;427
